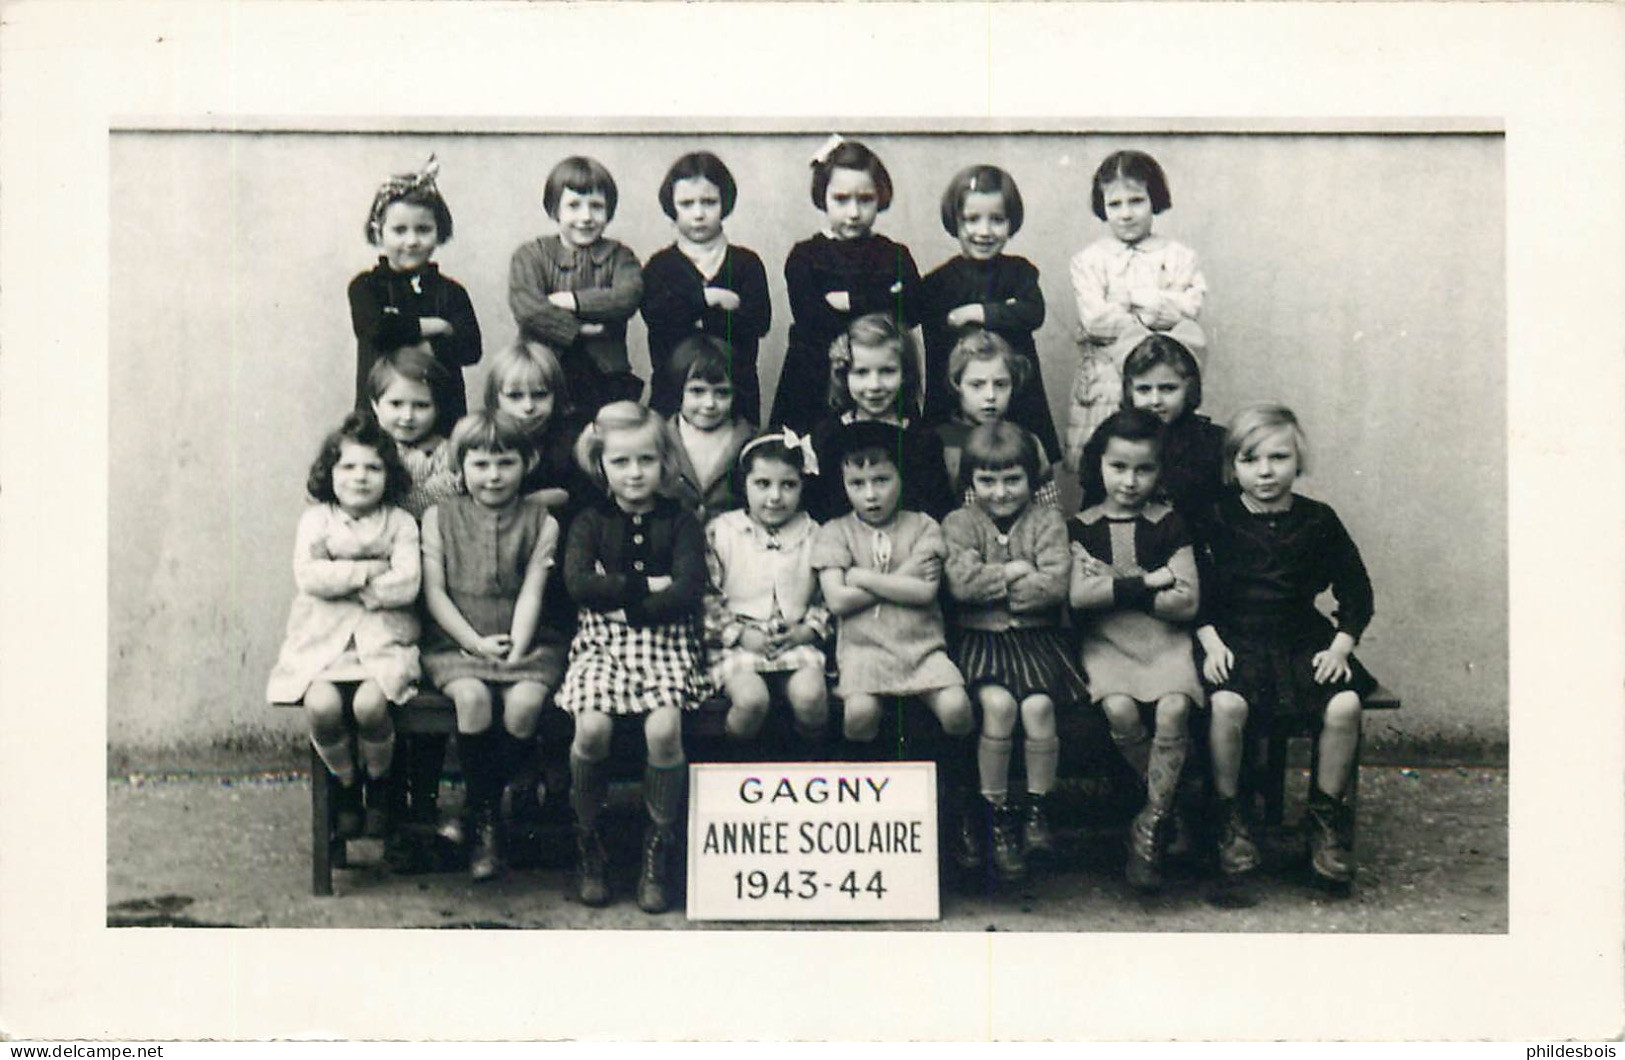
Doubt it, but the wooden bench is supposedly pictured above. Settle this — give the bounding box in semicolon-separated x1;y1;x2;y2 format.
1252;681;1402;827
276;692;734;896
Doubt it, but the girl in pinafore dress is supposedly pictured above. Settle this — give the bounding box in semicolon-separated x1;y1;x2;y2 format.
705;428;831;751
1069;408;1203;892
811;420;977;840
421;412;568;882
944;423;1088;885
556;402;710;914
267;413;421;842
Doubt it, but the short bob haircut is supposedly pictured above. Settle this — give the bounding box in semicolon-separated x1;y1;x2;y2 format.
365;171;455;246
572;400;680;494
664;334;738;405
447;410;536;492
958;421;1043;496
657;151;738;220
828;312;923;418
365;343;451;405
939;164;1025;237
483;339;573;417
1222;403;1311;483
830;418;906;475
542;156;619;221
1090;150;1172;221
809;138;894;212
306;411;412;508
947;328;1031;394
1120;334;1203;413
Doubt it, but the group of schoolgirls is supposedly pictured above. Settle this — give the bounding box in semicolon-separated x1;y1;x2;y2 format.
267;136;1379;915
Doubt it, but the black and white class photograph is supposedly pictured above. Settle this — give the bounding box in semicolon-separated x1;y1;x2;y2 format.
105;123;1508;934
3;0;1621;1045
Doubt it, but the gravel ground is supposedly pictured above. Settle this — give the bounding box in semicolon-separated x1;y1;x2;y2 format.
106;763;1506;933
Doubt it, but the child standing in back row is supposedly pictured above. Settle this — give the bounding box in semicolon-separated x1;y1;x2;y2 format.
350;155;482;427
771;136;921;434
642;151;773;424
509;156;645;416
1066;150;1207;470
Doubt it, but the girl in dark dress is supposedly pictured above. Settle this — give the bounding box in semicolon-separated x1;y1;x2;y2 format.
1196;404;1378;889
770;136;921;434
349;155;482;428
919;164;1060;460
641;151;772;423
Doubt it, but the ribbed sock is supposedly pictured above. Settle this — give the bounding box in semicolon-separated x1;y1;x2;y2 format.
1024;736;1060;797
643;761;688;828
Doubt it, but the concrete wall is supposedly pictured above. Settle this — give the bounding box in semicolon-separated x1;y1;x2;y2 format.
109;128;1505;755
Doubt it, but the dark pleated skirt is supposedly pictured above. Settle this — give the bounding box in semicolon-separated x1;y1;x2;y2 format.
955;627;1090;707
1211;635;1378;729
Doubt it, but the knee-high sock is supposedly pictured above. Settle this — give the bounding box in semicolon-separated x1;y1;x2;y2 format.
570;752;609;832
1145;735;1189;815
644;762;687;829
1112;724;1152;780
313;736;356;786
1024;736;1060;797
977;734;1013;804
358;732;395;779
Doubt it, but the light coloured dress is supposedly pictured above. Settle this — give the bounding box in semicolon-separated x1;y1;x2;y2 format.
1069;501;1204;706
420;494;568;691
810;509;963;699
1065;234;1207;464
266;503;422;705
704;509;830;684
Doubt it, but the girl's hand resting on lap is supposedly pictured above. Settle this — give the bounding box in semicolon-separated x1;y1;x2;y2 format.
1312;644;1353;684
472;634;512;661
1197;628;1233;684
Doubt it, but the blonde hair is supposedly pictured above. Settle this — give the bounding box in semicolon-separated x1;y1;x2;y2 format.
572;401;679;494
1223;403;1311;483
483;340;571;414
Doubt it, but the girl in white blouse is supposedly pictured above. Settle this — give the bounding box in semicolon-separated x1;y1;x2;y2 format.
704;429;831;750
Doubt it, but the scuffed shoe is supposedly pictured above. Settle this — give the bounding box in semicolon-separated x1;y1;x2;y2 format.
1125;805;1165;891
576;828;610;908
637;826;676;914
1022;795;1055;860
1306;789;1355;886
1215;798;1261;878
990;805;1028;883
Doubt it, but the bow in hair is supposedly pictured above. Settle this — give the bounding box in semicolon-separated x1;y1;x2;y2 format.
369;154;442;228
809;133;844;167
740;427;820;477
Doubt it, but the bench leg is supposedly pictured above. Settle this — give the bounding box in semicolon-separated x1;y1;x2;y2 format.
310;744;334;897
1264;733;1287;827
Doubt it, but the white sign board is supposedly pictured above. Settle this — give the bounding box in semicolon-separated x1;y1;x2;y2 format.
685;762;940;921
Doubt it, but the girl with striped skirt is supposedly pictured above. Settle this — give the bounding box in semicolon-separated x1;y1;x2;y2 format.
943;422;1088;885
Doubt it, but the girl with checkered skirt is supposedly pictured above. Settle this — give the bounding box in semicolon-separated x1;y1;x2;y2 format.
555;402;708;914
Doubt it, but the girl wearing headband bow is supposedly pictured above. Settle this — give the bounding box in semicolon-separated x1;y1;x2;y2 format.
702;427;831;753
349;155;483;429
768;135;921;435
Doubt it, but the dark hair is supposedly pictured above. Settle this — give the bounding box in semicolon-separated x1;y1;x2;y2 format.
828;313;923;418
665;334;737;401
1121;334;1203;412
658;151;738;220
831;419;905;476
447;410;536;492
947;328;1030;394
1090;150;1172;221
1093;407;1166;459
364;162;455;245
939;164;1024;237
543;156;619;221
365;344;450;404
958;421;1042;495
809;139;893;211
730;429;813;506
305;411;412;508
